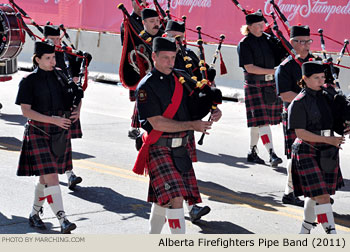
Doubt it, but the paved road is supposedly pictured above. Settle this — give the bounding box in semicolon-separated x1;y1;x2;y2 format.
0;71;349;234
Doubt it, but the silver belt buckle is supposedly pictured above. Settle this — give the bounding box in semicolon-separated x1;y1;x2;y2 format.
265;74;274;81
171;138;182;148
321;130;331;137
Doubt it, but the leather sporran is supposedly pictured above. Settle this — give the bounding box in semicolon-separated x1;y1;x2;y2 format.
171;146;192;174
318;146;338;173
50;131;67;158
261;86;277;105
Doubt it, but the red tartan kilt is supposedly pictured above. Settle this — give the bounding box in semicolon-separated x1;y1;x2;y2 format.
291;138;344;198
17;116;73;177
244;80;282;127
70;119;83;139
282;107;296;159
147;132;201;206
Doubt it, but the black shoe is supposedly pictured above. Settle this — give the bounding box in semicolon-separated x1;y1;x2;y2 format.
269;149;283;167
29;214;46;230
68;174;82;190
189;205;211;223
135;133;143;151
247;146;265;164
61;219;76;234
282;192;304;207
128;128;140;140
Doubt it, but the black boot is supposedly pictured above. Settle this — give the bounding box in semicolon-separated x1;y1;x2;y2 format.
135;133;143;151
282;192;304;207
61;219;77;234
269;149;282;167
247;146;265;164
189;205;211;223
29;211;46;230
68;174;82;190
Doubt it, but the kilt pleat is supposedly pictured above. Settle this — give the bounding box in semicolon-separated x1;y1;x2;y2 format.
244;80;282;127
70;119;83;139
291;138;344;197
147;132;201;206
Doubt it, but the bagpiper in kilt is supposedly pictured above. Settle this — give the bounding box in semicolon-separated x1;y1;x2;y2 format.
237;11;283;166
288;61;347;234
275;24;316;207
134;37;221;234
15;40;77;234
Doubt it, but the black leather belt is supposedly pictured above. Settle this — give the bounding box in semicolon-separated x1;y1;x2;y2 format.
153;135;189;148
244;73;274;82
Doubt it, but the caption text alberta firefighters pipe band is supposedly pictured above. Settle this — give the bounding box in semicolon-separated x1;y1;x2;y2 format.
157;237;346;248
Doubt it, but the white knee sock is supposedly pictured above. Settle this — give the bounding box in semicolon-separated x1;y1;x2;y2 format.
315;203;336;234
185;201;193;213
250;127;259;150
44;185;66;225
284;159;294;195
166;208;186;234
149;203;167;234
30;182;46;217
65;170;74;180
259;125;274;152
299;198;317;234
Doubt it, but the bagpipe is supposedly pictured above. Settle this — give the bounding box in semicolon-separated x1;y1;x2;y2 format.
118;1;228;91
315;28;350;135
172;25;232;145
172;67;222;118
7;0;92;110
118;3;153;90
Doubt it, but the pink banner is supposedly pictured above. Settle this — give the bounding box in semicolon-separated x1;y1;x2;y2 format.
10;0;350;52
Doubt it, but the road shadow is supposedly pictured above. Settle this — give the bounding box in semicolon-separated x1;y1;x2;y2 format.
0;113;26;126
197;180;284;212
339;178;350;192
187;218;254;234
72;152;95;160
0;212;60;234
0;137;22;152
333;213;350;229
196;150;250;169
196;150;285;170
0;136;95;160
68;186;150;220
